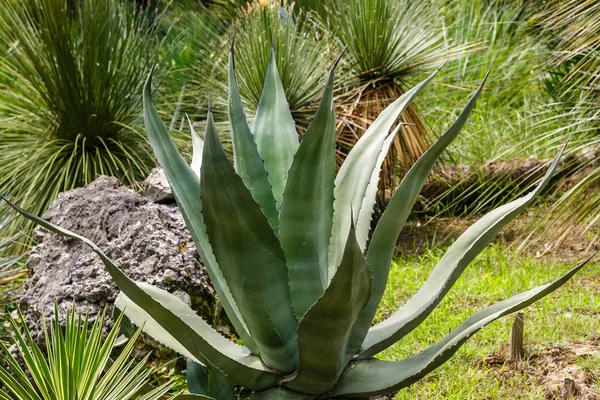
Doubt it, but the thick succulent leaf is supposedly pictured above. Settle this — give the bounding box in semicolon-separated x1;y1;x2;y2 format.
186;359;236;400
331;255;593;398
228;50;279;230
354;125;401;250
347;74;489;356
143;68;255;353
328;63;445;276
0;198;280;391
186;359;209;396
253;387;317;400
115;284;202;365
284;228;372;394
252;48;300;208
201;112;298;372
358;143;565;359
189;116;204;177
175;395;214;400
278;56;340;319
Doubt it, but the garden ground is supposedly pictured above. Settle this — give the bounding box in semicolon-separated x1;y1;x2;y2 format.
382;209;599;399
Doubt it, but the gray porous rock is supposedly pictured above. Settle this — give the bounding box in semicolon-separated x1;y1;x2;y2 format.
143;167;174;203
19;175;218;361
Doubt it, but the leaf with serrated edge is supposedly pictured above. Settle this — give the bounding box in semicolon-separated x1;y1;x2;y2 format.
252;48;299;209
347;74;489;356
143;68;256;353
358;142;565;359
328;63;445;278
201;111;298;373
228;50;279;230
0;197;279;391
354;125;401;250
279;55;340;319
284;228;372;394
331;255;593;398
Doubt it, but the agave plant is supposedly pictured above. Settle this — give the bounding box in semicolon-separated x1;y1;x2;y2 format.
2;48;593;399
0;306;174;399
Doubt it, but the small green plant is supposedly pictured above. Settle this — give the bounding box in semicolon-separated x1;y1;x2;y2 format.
2;48;593;398
0;306;174;399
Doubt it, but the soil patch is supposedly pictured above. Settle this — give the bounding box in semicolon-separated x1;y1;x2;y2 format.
485;339;600;399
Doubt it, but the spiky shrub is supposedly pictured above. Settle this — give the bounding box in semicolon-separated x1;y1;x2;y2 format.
0;0;157;250
189;1;329;131
3;50;592;399
0;306;174;399
325;0;465;195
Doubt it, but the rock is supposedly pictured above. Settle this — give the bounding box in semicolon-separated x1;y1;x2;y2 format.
19;176;217;362
143;167;174;203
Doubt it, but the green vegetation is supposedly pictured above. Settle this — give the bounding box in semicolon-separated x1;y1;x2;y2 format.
0;306;174;399
0;0;159;251
0;0;597;398
3;42;594;398
381;245;600;399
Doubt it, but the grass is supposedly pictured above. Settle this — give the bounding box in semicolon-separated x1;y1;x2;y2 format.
378;244;600;399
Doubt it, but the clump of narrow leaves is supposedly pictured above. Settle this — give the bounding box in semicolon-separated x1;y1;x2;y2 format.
2;47;593;399
0;306;173;400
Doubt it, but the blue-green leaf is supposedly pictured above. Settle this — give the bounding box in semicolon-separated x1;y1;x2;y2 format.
358;142;565;359
284;228;372;394
328;63;445;277
252;48;300;209
143;67;255;353
228;50;278;230
278;55;340;319
347;73;489;356
253;387;316;400
0;197;279;391
331;255;594;398
186;359;209;396
201;111;298;372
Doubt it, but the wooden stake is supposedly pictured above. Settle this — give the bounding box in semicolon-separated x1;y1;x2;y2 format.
509;312;525;364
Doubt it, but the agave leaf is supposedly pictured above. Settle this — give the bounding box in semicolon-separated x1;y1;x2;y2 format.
354;125;402;250
328;63;445;276
201;111;298;372
143;67;256;353
279;55;340;319
331;255;594;398
185;359;235;400
186;359;209;396
253;387;317;400
174;395;214;400
358;143;565;359
115;283;206;365
347;73;489;355
252;47;300;209
284;227;372;394
188;116;204;177
0;197;280;391
228;50;279;230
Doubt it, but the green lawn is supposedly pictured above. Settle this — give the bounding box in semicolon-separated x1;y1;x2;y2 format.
377;245;600;399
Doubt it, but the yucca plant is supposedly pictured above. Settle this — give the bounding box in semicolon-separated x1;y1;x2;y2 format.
0;306;174;399
190;0;330;131
2;49;593;399
324;0;468;197
0;0;158;252
521;0;600;244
